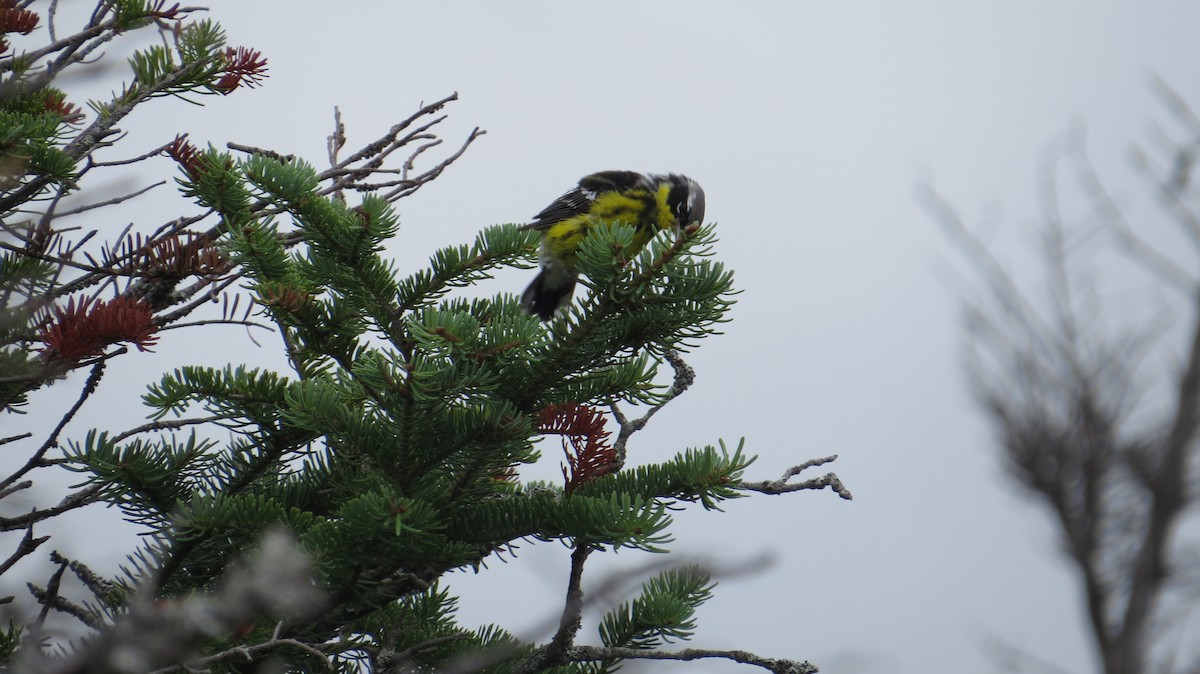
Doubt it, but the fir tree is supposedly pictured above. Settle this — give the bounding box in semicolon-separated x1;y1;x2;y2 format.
1;3;851;672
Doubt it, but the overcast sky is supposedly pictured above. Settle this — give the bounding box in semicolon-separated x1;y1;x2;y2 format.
11;2;1200;673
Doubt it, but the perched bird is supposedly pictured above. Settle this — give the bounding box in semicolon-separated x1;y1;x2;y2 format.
520;171;706;320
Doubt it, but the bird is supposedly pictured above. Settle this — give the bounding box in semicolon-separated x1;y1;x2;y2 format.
519;171;706;320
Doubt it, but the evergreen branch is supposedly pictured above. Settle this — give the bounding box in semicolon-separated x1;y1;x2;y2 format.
573;442;751;511
393;225;536;319
512;545;592;674
32;530;325;674
441;557;685;674
48;213;211;300
739;455;853;501
152;427;317;590
597;564;714;661
0;47;220;213
448;490;672;552
108;413;241;444
610;348;695;469
521;225;696;411
567;645;818;674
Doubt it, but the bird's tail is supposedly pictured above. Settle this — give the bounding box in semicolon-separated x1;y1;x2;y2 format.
521;265;577;320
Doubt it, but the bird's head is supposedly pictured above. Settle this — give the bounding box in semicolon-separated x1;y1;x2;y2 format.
660;174;705;228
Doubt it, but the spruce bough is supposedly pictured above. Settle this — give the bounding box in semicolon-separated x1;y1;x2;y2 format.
60;146;849;671
1;6;850;668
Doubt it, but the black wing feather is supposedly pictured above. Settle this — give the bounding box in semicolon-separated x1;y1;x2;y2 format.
522;170;650;231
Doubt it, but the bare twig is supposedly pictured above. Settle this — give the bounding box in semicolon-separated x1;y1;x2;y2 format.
0;525;50;576
0;485;103;532
30;559;67;628
381;127;484;201
0;432;33;447
0;479;33;500
28;561;102;630
739;455;853;500
107;414;242;444
326;106;347;204
88;138;183;168
227;142;294;163
156;316;273;333
568;645;818;674
610;348;695;469
52;181;166;218
330;93;459;170
0;361;105;493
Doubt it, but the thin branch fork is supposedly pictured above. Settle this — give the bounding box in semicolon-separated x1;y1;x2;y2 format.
0;525;50;576
0;484;103;532
329;92;460;170
511;545;593;674
610;348;695;469
739;455;854;501
1108;285;1200;673
0;361;105;494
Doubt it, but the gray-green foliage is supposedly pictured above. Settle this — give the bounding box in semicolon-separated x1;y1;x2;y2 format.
63;146;747;670
0;3;827;672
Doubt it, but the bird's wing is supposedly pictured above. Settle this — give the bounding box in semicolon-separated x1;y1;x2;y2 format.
521;171;649;231
522;186;594;231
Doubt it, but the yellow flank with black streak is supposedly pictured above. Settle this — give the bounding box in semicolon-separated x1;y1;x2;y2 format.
542;183;673;266
519;171;705;320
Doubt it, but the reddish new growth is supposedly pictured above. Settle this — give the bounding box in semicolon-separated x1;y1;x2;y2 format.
257;283;313;315
0;0;38;54
0;1;38;33
538;403;618;495
40;297;159;363
164;135;203;180
42;90;84;124
135;232;225;278
215;46;268;94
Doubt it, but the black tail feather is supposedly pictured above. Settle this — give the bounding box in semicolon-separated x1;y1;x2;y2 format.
521;267;577;320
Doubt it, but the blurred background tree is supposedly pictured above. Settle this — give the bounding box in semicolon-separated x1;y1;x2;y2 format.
930;82;1200;674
